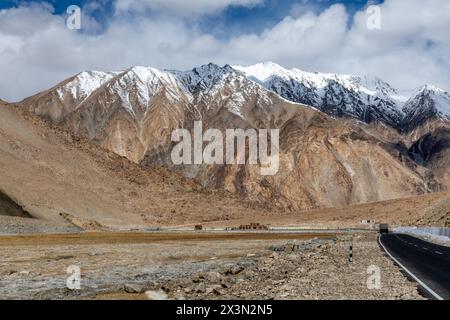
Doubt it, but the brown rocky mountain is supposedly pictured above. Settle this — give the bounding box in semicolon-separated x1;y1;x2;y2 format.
407;122;450;189
0;100;277;229
419;193;450;227
19;64;450;212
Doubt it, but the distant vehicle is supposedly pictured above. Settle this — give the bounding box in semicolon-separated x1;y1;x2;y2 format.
379;223;389;234
194;225;203;231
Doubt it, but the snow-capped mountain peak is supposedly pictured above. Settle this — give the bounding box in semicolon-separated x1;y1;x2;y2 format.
167;63;236;93
168;63;274;119
233;62;399;95
402;84;450;129
233;62;290;82
29;62;450;132
233;62;404;127
57;70;117;103
419;84;446;93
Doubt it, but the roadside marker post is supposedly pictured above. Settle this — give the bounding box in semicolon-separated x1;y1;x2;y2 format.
349;239;353;263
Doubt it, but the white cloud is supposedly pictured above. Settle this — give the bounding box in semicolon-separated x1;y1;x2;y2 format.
219;0;450;92
0;0;449;101
222;4;349;65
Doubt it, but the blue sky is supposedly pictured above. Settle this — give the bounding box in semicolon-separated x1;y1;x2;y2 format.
0;1;368;14
0;0;449;101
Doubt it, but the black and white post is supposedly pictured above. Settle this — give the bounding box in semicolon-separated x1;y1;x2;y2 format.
349;239;353;263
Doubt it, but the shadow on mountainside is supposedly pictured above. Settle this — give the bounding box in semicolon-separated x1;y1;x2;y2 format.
0;190;33;218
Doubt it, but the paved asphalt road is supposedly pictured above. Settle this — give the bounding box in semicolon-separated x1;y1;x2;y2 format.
380;233;450;300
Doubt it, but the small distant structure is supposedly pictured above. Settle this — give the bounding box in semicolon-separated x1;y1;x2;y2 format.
361;219;375;225
229;222;269;231
379;223;389;234
144;227;161;232
194;225;203;231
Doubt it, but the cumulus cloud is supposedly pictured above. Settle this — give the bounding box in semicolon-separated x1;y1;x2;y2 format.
0;0;449;101
222;4;349;65
218;0;450;93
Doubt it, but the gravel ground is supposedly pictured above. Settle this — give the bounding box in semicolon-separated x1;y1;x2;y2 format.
0;216;80;235
184;233;424;300
0;232;424;300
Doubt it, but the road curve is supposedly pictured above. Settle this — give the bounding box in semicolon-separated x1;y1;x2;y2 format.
379;233;450;300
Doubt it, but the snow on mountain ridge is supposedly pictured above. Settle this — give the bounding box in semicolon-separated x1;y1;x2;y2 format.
233;62;398;99
233;62;408;127
232;62;291;82
167;63;236;93
57;70;117;102
52;62;449;129
419;84;447;93
122;66;187;105
403;84;450;122
169;63;277;119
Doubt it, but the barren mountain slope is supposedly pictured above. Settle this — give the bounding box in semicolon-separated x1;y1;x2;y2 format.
407;125;450;189
21;67;193;163
417;193;450;227
0;101;275;229
19;65;445;211
0;190;32;218
195;192;449;229
402;85;450;132
136;78;440;210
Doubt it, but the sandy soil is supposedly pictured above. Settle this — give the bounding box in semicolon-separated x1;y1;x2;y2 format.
1;191;448;235
164;192;450;230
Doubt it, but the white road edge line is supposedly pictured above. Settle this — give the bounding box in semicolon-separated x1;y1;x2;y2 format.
435;251;443;255
378;235;444;301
